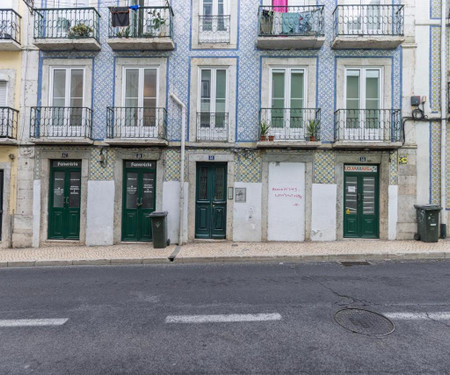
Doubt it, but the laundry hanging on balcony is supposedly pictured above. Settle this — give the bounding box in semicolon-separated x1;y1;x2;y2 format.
111;7;130;27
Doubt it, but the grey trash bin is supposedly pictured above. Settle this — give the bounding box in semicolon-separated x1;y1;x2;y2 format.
413;204;442;242
150;211;170;248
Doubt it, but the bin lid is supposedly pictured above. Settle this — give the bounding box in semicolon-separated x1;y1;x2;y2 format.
414;204;442;211
149;211;168;217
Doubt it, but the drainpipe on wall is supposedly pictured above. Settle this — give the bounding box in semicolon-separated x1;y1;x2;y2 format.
440;0;447;238
170;94;186;245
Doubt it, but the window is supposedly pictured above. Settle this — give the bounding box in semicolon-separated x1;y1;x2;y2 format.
123;67;158;128
345;68;381;130
199;68;227;130
270;68;305;130
0;82;7;107
50;67;85;127
199;0;229;43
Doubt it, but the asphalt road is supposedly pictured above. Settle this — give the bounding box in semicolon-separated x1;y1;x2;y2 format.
0;260;450;374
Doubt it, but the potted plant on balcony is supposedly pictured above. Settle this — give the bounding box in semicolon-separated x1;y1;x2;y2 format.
68;23;93;38
306;119;320;142
260;121;270;141
116;27;130;38
150;10;167;37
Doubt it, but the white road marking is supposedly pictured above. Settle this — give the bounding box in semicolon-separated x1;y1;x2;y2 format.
0;319;68;327
384;312;450;320
165;313;282;324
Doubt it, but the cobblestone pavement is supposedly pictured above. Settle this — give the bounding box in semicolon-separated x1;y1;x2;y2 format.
0;240;449;267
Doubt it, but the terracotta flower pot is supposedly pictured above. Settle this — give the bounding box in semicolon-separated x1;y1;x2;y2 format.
260;135;268;141
268;135;275;141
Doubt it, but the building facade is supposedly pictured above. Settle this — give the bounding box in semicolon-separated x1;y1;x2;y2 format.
8;0;449;247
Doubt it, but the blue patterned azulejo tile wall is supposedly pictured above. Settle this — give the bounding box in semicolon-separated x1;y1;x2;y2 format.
38;0;402;144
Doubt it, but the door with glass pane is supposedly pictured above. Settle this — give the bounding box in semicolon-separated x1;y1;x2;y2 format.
195;163;227;239
50;68;84;137
341;0;381;35
122;161;156;242
199;68;227;141
271;68;305;140
345;68;381;141
122;68;158;138
343;165;379;238
48;160;81;240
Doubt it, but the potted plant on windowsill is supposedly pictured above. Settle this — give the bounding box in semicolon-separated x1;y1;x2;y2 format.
306;119;320;142
259;121;270;141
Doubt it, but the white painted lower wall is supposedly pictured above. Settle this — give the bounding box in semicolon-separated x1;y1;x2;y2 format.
32;179;41;248
388;185;399;240
311;183;337;241
233;182;262;242
162;181;188;244
86;181;115;246
416;122;430;205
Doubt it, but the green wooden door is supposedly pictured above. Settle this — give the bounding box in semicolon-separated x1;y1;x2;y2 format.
122;161;156;242
344;165;379;238
195;163;227;239
48;160;81;240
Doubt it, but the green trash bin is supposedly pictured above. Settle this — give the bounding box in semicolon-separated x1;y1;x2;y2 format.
150;211;170;248
414;204;442;242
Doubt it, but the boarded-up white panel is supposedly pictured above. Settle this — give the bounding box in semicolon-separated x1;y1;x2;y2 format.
268;162;305;241
0;82;7;107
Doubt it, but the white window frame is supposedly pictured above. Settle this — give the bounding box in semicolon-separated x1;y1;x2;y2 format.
200;0;229;16
344;67;382;111
49;66;86;108
0;81;8;108
268;66;308;140
121;66;160;108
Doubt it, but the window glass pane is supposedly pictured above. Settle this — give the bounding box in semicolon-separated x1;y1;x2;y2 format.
218;0;224;15
69;171;81;208
214;166;225;200
125;69;139;100
144;69;157;99
0;81;7;107
53;69;66;103
345;176;358;215
126;172;138;209
346;73;359;100
142;172;155;209
199;167;208;200
366;76;379;100
201;69;211;112
70;69;83;100
216;70;226;113
203;0;213;15
290;72;304;100
272;72;285;103
52;171;65;208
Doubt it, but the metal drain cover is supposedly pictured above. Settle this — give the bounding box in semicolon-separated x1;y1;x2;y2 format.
334;308;395;336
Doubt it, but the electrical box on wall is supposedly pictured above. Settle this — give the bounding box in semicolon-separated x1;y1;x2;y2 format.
410;96;421;106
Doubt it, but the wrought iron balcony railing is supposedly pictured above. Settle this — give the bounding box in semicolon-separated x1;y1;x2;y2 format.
333;5;404;37
0;9;21;44
34;8;100;40
30;107;93;139
197;112;229;142
0;107;18;139
199;15;230;43
334;109;402;142
259;108;321;141
258;5;324;37
106;107;167;140
108;6;173;39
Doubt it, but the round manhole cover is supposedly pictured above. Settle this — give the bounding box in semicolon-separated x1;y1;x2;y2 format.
334;308;395;336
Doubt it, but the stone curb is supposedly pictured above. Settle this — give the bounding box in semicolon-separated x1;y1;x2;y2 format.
0;251;449;268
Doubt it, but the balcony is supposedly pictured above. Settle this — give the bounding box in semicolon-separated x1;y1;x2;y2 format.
30;107;93;144
332;5;404;49
0;9;21;50
33;8;101;51
0;107;18;141
107;6;174;51
257;108;321;148
195;112;229;143
198;15;230;44
106;107;168;146
334;109;402;149
256;5;325;50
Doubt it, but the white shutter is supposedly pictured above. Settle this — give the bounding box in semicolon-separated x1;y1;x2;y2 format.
0;82;7;107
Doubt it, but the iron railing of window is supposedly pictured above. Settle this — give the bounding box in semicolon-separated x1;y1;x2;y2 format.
0;9;21;44
259;108;321;141
334;109;402;142
196;112;229;142
106;107;167;139
333;5;404;37
30;107;93;139
258;5;324;37
108;6;173;39
0;107;18;139
34;8;100;41
199;15;230;43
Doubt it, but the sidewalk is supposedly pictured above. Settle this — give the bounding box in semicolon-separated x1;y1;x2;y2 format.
0;240;450;268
